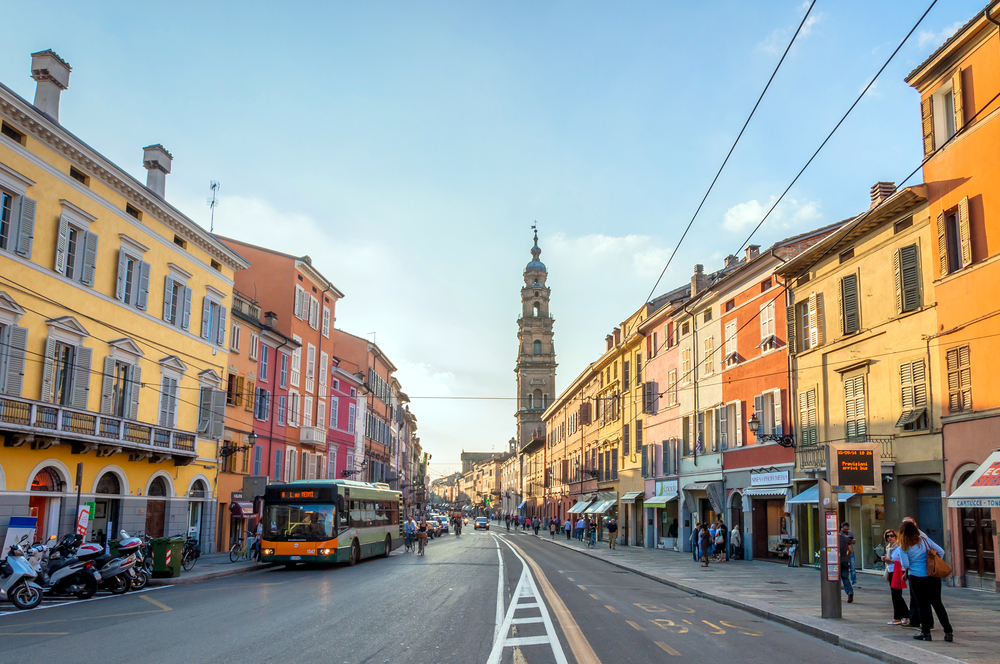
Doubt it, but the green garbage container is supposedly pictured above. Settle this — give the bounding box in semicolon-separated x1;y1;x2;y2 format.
151;536;184;578
107;539;121;558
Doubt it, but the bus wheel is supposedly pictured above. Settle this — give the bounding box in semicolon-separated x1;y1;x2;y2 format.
348;540;360;566
383;535;391;558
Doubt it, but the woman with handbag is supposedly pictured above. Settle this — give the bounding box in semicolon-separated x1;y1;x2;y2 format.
896;520;953;642
881;529;909;625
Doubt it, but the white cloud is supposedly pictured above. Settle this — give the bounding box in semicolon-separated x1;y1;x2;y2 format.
722;196;822;233
758;5;823;55
546;232;674;279
918;21;963;50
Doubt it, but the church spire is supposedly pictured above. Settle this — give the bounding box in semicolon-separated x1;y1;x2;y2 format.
526;227;546;274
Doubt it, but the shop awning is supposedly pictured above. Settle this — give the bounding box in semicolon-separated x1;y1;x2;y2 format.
785;485;856;505
517;501;526;509
948;451;1000;508
567;498;595;514
644;493;678;507
229;501;255;519
586;499;615;515
621;491;644;503
743;488;790;498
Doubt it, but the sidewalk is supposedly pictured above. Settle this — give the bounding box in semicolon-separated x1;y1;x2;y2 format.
148;552;276;586
524;531;996;664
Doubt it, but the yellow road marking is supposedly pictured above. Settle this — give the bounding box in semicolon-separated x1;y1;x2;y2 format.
140;595;172;612
701;620;725;634
566;577;574;581
502;538;601;664
589;593;599;600
0;632;70;636
634;602;665;612
681;619;694;625
720;620;762;636
650;619;688;633
656;642;681;656
577;584;587;591
605;605;619;613
626;620;645;631
664;604;695;613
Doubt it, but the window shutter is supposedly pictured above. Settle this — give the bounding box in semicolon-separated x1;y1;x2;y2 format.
807;293;819;347
720;405;728;450
3;326;28;397
128;365;141;420
100;356;116;414
158;378;172;426
69;345;92;410
210;388;227;439
137;261;150;311
201;298;212;339
786;304;796;354
734;400;742;447
235;376;244;406
958;196;972;268
936;212;948;277
116;251;128;301
959;346;972;411
921;96;934;156
245;380;255;412
893;249;903;314
54;216;69;274
181;287;192;330
197;386;212;433
753;395;763;439
81;231;98;286
912;359;927;408
841;274;859;334
773;390;782;437
641;444;648;478
162;277;175;322
15;197;35;258
216;305;227;346
899;244;920;312
952;68;964;132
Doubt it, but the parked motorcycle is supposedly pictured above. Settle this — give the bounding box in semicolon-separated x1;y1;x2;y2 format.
119;531;149;590
27;534;100;599
0;536;43;610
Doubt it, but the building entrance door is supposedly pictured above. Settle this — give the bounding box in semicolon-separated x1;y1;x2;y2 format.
961;506;996;589
915;481;944;547
145;500;165;537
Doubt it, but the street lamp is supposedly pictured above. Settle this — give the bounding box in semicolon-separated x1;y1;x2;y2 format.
747;413;795;448
220;431;257;460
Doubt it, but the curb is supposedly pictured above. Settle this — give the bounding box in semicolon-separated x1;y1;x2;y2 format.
148;562;277;586
531;534;966;664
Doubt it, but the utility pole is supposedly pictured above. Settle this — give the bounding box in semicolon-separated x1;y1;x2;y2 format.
207;181;220;232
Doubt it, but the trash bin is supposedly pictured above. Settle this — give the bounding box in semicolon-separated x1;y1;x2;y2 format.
151;536;185;578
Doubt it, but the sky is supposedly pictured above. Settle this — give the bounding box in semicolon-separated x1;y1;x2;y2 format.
4;1;984;479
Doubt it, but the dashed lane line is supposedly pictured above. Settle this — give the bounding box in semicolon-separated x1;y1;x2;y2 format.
656;642;682;656
605;606;619;614
626;621;645;631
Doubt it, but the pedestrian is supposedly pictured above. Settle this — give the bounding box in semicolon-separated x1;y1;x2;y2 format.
691;523;700;562
564;517;572;540
730;526;742;561
699;524;712;567
716;520;728;562
607;518;618;550
897;520;953;642
839;522;854;603
881;529;909;625
534;518;541;536
550;519;557;538
841;522;858;587
668;518;678;538
576;517;585;541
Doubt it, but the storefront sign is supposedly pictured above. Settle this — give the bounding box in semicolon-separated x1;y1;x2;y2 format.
750;471;789;487
656;480;678;495
76;504;91;538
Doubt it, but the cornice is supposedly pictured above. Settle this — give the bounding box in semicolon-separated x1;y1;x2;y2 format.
0;87;249;272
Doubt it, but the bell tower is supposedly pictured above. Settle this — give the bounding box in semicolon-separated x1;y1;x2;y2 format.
515;229;557;449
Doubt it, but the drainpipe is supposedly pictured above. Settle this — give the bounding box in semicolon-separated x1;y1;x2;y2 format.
266;335;293;480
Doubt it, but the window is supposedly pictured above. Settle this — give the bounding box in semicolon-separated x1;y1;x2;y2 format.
211;260;221;272
946;346;971;413
294;286;307;320
288;391;300;427
197;386;226;438
681;349;691;384
893;244;920;314
330;397;339;429
158;375;179;428
703;337;714;375
348;403;356;433
350;387;356;398
666;322;674;348
244;379;255;412
938;199;971;277
897;359;928;431
1;121;25;145
533;340;542;355
290;337;301;387
322;306;331;337
725;299;735;312
623;360;630;387
306;344;316;390
319;351;328;388
702;308;712;323
126;203;142;220
279;353;288;388
793;293;823;352
69;166;89;186
173;235;187;250
162;276;192;330
682;416;691;456
332;378;340;392
844;375;866;440
303;396;313;428
249;333;260;361
894;216;913;234
115;249;150;310
623;424;630;456
255;388;271;422
277;395;287;423
55;217;98;286
667;370;678;406
719;402;742;450
840;274;860;335
273;449;283;481
100;357;139;419
230;323;242;352
798;389;818;446
532;302;540;317
681;322;690;336
48;341;79;406
200;297;227;347
226;374;242;407
753;391;781;438
309;296;319;329
839;248;854;264
724;321;738;366
761;278;772;292
253;445;262;476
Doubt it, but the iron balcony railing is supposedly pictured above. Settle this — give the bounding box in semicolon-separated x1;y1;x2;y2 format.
0;394;198;458
796;435;895;471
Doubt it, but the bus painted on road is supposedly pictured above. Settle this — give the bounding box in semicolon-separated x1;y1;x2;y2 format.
260;480;402;565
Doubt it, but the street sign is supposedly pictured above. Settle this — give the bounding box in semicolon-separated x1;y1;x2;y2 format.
828;442;882;494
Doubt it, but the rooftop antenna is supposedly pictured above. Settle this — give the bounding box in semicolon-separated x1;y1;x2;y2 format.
207;181;220;232
367;331;376;344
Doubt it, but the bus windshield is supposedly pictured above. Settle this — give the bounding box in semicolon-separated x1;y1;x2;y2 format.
264;503;336;541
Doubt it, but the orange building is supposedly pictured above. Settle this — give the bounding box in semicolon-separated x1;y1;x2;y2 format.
906;6;1000;590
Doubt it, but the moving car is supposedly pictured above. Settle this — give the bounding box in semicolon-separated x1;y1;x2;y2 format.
424;519;440;538
435;516;449;534
475;517;490;531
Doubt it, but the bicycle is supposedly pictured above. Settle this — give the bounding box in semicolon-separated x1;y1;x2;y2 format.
417;533;427;556
230;533;256;562
181;536;201;571
585;531;597;549
404;533;415;553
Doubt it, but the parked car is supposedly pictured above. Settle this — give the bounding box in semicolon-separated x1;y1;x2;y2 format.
475;517;490;531
435;516;449;534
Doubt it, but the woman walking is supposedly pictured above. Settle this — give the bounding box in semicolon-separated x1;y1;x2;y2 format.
897;521;953;642
549;518;557;538
699;524;712;567
881;529;909;625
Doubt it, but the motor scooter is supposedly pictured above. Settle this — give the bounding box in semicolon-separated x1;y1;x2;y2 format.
0;536;43;610
28;535;100;599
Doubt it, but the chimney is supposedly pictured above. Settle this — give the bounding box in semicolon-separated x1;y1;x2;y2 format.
613;327;621;346
142;144;173;198
605;334;614;352
263;311;278;329
30;50;71;122
745;245;760;261
870;181;896;208
724;254;739;267
691;264;709;296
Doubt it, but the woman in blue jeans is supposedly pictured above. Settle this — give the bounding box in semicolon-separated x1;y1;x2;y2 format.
896;520;953;643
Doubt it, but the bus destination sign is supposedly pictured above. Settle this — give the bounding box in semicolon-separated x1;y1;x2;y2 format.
280;490;315;500
828;442;882;494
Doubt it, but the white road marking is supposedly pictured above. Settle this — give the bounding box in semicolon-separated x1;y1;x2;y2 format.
494;537;504;643
487;534;569;664
0;585;171;617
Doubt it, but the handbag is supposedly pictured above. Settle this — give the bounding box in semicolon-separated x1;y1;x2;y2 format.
925;538;952;578
891;563;907;590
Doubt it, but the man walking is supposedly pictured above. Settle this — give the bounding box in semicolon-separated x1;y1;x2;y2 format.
840;522;855;603
564;517;572;540
841;522;857;587
607;518;618;550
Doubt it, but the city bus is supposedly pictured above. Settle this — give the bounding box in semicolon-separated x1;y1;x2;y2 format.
260;479;402;566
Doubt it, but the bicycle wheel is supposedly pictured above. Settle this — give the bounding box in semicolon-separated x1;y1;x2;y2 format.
230;542;241;563
182;549;197;571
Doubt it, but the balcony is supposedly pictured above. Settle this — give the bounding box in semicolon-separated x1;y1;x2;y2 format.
299;426;326;446
796;435;895;472
232;290;262;321
0;394;198;464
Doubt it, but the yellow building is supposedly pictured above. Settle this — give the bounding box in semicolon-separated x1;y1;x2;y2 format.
0;51;247;551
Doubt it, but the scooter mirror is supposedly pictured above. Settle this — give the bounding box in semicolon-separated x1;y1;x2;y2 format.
49;535;56;540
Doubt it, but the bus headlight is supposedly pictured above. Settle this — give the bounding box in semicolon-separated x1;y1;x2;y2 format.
319;548;334;555
262;548;275;556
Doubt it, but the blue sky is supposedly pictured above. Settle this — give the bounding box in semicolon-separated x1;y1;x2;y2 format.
4;1;984;477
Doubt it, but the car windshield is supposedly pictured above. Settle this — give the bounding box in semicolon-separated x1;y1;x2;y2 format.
264;503;335;541
477;518;488;523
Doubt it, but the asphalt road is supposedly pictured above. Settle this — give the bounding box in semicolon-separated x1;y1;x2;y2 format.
0;528;880;664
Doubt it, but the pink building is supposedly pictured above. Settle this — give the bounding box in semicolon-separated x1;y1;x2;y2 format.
327;356;362;479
